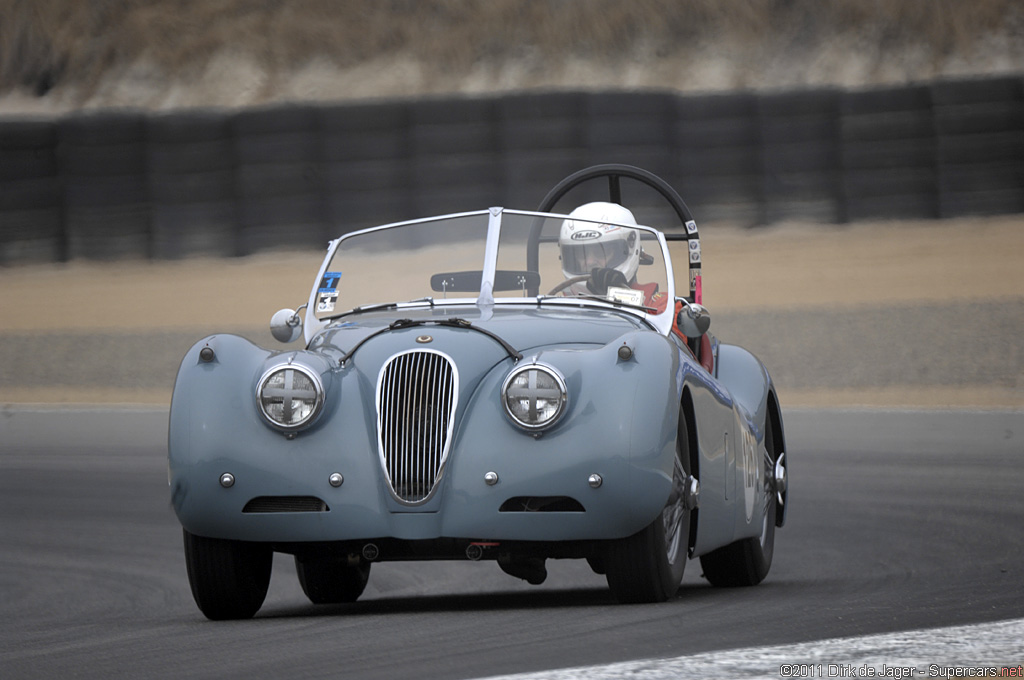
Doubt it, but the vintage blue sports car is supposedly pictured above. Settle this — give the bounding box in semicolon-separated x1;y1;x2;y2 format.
169;164;788;620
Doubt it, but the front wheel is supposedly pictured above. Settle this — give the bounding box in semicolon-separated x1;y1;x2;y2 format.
699;413;779;586
603;407;691;603
294;556;371;604
183;529;272;620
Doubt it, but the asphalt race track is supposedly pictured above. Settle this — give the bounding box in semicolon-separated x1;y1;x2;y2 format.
2;407;1022;679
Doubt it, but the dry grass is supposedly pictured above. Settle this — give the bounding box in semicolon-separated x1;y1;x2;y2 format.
1;0;1021;111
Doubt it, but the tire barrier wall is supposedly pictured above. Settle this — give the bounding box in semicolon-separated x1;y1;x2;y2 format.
0;75;1021;262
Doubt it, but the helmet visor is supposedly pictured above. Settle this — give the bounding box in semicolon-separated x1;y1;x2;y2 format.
560;240;632;276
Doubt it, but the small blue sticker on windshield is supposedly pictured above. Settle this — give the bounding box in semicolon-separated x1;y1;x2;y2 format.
319;272;342;292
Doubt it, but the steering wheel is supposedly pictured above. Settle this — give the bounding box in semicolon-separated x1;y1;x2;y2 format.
530;164;702;302
547;274;590;296
536;163;695;226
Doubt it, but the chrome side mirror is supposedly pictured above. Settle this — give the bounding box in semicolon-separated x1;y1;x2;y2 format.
676;300;711;338
270;308;303;343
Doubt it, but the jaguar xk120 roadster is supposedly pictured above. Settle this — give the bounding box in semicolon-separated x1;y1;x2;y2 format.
169;164;788;619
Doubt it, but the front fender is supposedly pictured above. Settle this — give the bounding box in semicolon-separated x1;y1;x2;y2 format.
442;329;682;540
716;343;771;434
168;334;335;533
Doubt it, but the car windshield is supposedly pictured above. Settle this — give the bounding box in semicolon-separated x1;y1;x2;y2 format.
313;209;673;324
313;212;489;319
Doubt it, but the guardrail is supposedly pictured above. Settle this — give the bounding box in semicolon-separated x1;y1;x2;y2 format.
1;75;1021;262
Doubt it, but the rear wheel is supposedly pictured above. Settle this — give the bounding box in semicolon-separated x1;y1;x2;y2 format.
700;414;779;586
294;556;371;604
183;529;272;620
604;407;691;603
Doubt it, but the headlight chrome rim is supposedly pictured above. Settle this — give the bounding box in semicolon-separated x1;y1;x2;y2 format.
256;364;325;431
501;363;568;431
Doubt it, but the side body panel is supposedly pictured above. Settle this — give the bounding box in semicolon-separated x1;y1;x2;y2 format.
712;342;777;545
670;332;739;557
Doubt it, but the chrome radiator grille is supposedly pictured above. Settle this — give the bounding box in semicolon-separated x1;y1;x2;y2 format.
376;350;458;504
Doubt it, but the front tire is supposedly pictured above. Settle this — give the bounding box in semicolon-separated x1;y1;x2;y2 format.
603;407;691;603
294;556;371;604
699;413;778;586
183;529;272;620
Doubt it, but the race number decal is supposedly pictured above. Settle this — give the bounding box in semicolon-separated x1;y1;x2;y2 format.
317;272;341;313
319;272;341;292
316;292;337;313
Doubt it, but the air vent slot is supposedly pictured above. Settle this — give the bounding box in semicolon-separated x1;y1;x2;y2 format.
499;496;585;512
242;496;329;513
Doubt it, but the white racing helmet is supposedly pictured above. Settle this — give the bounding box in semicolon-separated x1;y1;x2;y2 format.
558;202;642;286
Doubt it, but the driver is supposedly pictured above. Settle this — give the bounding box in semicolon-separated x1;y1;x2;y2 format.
558;202;663;308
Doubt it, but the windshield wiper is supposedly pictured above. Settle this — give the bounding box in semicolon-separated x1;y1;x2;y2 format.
339;317;521;366
327;297;434;321
535;294;656;314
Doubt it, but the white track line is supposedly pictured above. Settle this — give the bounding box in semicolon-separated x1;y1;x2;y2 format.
482;618;1024;680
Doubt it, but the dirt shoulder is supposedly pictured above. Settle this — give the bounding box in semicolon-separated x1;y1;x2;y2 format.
2;215;1022;409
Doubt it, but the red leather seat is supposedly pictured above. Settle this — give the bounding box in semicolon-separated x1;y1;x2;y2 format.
697;332;714;374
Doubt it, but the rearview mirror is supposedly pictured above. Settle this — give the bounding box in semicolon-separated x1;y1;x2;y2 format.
676;300;711;338
270;308;303;343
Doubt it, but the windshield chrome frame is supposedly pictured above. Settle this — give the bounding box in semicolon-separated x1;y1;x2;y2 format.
304;208;676;343
303;210;491;341
478;206;503;307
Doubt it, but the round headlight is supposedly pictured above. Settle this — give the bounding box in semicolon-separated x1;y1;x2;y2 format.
502;364;567;430
257;365;324;431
